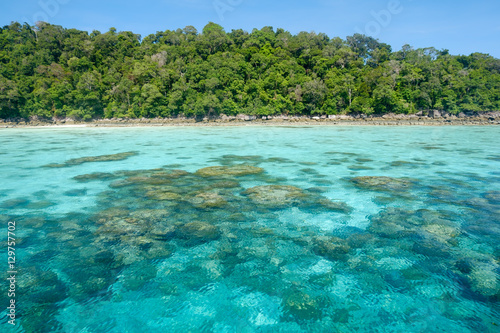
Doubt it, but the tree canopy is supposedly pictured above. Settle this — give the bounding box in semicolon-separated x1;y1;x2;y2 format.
0;21;499;120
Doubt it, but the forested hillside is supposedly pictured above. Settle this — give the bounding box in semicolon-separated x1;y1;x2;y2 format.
0;21;499;120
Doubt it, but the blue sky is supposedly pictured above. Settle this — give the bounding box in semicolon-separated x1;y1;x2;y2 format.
1;0;499;57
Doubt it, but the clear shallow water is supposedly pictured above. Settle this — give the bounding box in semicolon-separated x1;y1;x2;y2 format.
0;126;499;332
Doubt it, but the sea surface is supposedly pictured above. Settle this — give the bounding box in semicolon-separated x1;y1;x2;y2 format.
0;126;499;332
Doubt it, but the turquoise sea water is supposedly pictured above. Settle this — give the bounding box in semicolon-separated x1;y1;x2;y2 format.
0;126;499;332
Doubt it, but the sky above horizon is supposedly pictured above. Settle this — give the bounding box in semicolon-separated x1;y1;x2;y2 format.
1;0;499;58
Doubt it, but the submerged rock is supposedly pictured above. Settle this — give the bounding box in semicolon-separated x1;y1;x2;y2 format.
145;189;182;201
401;266;430;281
468;263;500;298
70;151;138;164
312;236;350;261
109;172;178;187
44;151;138;167
311;178;334;186
70;275;109;299
122;261;158;291
350;176;415;192
129;208;171;222
25;200;56;209
346;233;375;249
427;186;458;203
0;198;30;209
372;196;398;205
299;168;319;174
196;165;264;177
217;154;264;164
188;192;228;209
126;176;173;186
368;208;459;247
356;158;374;163
95;217;144;237
412;238;451;258
63;188;88;197
143;243;173;260
316;198;352;213
242;185;307;208
348;165;374;171
282;289;324;321
16;266;68;331
73;172;116;182
176;221;220;245
43;163;67;168
91;207;131;223
109;179;135;188
368;208;418;239
18;267;67;300
485;191;500;204
389;160;424;168
241;184;351;213
266;157;293;163
455;259;474;274
305;187;329;194
210;180;241;189
151;169;190;179
422;223;460;244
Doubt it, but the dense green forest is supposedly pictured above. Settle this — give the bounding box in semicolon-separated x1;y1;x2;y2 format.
0;21;499;120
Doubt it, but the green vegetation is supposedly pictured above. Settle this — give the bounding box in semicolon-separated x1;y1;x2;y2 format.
1;21;499;120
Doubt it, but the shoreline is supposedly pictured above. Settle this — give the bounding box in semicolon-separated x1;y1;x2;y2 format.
1;113;500;128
